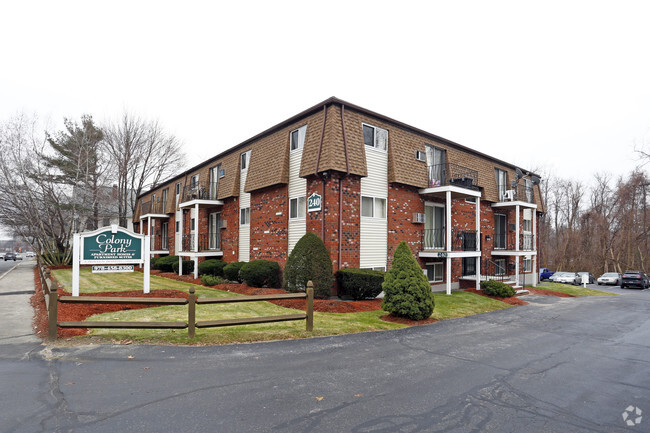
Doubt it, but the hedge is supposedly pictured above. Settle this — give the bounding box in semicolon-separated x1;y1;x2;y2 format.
336;268;384;300
240;260;282;288
152;255;178;272
172;259;194;275
224;262;246;282
198;259;227;277
480;280;516;297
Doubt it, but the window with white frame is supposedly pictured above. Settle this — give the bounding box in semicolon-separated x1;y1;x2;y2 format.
240;207;250;225
176;221;180;233
361;196;386;218
176;182;181;195
523;257;532;272
289;197;306;219
523;209;532;233
241;150;250;170
426;263;443;283
290;125;307;151
495;168;507;201
362;124;388;151
190;174;198;190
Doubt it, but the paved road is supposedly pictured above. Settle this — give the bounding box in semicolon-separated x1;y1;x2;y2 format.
1;274;649;433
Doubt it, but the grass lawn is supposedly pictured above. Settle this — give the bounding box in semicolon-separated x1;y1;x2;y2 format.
531;282;617;297
51;268;514;345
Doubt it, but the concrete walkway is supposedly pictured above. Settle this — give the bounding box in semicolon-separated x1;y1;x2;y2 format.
0;259;42;349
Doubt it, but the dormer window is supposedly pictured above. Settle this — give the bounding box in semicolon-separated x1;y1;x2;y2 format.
290;125;307;151
363;124;388;151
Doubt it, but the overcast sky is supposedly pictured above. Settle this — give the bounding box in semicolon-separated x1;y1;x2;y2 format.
2;0;650;185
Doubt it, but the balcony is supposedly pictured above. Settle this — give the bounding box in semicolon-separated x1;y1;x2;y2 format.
182;181;219;203
492;233;535;253
427;163;479;190
141;199;168;216
181;233;221;253
497;184;535;204
150;229;170;252
422;229;478;251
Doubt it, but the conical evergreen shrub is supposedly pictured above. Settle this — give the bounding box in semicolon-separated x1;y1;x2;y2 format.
283;232;333;299
381;241;435;320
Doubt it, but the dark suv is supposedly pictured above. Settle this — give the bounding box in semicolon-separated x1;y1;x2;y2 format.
621;270;650;289
4;252;16;261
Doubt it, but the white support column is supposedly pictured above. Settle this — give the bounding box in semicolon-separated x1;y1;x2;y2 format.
178;256;183;276
179;209;184;253
193;257;199;279
476;256;481;290
533;209;537;252
72;233;80;297
446;190;452;251
475;197;481;290
144;235;150;294
446;257;452;295
194;203;199;253
515;204;520;287
148;216;152;252
532;254;537;287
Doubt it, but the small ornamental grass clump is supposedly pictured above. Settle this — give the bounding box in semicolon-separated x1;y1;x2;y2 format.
480;280;516;298
381;241;434;320
283;232;333;299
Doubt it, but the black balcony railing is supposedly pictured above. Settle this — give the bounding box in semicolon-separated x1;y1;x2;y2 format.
427;163;479;190
182;181;219;203
141;199;167;215
493;233;533;251
494;232;508;250
422;229;478;251
181;232;221;252
482;258;509;283
497;183;535;203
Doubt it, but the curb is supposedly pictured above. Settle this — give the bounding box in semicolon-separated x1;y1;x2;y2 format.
0;261;23;281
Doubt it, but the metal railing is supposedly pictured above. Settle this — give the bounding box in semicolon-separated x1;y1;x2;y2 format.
493;233;534;251
141;199;167;215
497;183;535;203
181;233;221;252
427;163;479;190
48;285;314;340
521;233;534;251
181;181;219;203
151;229;170;251
422;228;478;251
482;259;508;283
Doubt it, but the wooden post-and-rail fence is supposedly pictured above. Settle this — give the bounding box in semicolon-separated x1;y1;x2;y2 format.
47;282;315;341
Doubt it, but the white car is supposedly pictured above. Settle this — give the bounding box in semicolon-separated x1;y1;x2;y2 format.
25;252;36;258
550;272;580;285
597;272;621;286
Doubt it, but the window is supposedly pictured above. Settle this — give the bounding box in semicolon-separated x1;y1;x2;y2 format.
362;124;388;151
289;197;306;219
190;218;195;231
524;178;533;202
240;207;250;225
523;209;532;233
161;222;169;249
426;145;446;187
462;257;476;276
465;197;476;204
162;188;168;210
290;125;307;151
426;263;443;283
209;165;220;199
241;150;251;170
176;221;180;233
208;213;221;250
424;204;445;249
176;182;181;195
495;168;507;201
523;257;532;272
494;214;506;249
495;258;506;275
361;196;386;218
190;174;199;190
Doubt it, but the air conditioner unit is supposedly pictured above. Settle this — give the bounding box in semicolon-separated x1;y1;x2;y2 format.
413;212;426;224
219;220;227;229
415;150;426;162
503;189;515;201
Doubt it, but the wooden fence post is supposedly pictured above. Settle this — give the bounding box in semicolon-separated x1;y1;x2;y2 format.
188;286;196;338
48;287;58;341
306;281;314;332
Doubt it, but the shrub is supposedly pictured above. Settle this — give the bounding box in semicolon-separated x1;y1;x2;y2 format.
224;262;246;282
41;252;71;266
172;259;194;275
283;232;333;299
198;259;227;277
153;255;178;272
480;280;516;297
336;268;384;300
381;241;434;320
201;274;226;286
240;260;282;288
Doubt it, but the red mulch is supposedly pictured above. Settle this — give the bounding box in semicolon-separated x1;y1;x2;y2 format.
527;288;575;298
464;288;529;306
31;268;49;340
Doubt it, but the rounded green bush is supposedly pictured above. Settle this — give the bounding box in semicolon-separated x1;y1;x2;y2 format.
336;268;384;300
201;274;226;286
283;232;333;299
198;259;227;277
240;260;282;288
152;255;178;272
224;262;246;282
480;280;516;297
172;259;194;275
381;241;434;320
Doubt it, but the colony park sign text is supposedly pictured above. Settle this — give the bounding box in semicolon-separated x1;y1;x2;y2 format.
72;225;150;296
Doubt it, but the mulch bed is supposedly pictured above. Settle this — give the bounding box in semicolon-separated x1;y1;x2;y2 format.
464;288;529;306
527;287;575;298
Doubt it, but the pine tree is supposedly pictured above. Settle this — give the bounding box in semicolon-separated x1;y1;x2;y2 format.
283;232;333;299
382;241;435;320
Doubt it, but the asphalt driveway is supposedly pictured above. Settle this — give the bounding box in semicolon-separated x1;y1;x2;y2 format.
1;276;649;432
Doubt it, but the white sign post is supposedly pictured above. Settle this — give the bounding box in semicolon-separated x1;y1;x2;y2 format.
72;224;150;296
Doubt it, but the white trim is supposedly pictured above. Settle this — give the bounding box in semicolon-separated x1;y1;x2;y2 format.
362;123;388;153
419;185;482;197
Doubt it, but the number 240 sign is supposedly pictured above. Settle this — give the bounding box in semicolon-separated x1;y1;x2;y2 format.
308;193;321;212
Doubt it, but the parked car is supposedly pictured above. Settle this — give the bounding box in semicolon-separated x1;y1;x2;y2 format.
597;272;621;285
577;272;595;284
620;270;650;289
15;253;22;260
25;252;36;258
540;268;554;281
4;252;16;261
550;271;580;285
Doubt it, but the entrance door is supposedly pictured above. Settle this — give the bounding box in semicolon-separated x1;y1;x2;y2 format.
495;214;506;249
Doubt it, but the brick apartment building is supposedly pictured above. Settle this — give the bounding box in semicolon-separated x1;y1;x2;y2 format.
133;97;544;294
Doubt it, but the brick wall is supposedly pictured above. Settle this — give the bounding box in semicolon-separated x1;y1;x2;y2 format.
250;185;289;266
387;183;424;268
